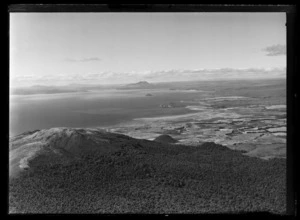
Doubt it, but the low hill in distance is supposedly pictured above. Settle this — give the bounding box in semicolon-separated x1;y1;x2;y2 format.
118;81;155;89
130;81;151;86
9;127;286;214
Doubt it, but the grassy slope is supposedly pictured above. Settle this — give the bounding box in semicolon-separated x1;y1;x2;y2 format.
9;139;286;214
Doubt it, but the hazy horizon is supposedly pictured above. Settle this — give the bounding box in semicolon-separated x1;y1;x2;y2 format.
10;74;286;90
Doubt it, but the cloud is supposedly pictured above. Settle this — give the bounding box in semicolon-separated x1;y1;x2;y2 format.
64;57;102;62
263;44;286;56
134;68;286;82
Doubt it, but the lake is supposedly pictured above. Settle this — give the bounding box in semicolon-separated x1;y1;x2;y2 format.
9;88;209;137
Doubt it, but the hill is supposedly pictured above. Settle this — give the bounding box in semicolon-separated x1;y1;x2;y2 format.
118;81;155;89
9;128;286;214
129;81;151;87
9;127;133;177
154;134;178;144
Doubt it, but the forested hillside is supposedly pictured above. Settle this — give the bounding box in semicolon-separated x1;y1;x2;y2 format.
9;134;286;214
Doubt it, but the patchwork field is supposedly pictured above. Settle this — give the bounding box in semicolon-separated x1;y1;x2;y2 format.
107;78;286;160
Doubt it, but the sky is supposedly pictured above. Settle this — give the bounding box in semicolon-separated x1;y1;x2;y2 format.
10;13;286;86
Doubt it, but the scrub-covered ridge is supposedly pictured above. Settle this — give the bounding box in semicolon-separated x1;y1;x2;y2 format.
9;127;286;214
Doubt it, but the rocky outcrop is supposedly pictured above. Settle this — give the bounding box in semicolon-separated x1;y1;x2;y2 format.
159;102;185;108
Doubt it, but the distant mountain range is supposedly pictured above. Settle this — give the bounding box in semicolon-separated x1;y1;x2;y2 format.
10;85;86;95
10;81;155;95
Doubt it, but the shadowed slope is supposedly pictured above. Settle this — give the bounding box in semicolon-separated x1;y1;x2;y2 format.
154;134;178;144
9;127;133;177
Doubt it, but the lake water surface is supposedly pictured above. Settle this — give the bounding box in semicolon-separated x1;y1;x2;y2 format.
10;89;208;137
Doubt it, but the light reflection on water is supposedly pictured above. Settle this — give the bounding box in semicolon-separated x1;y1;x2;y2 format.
10;89;212;137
